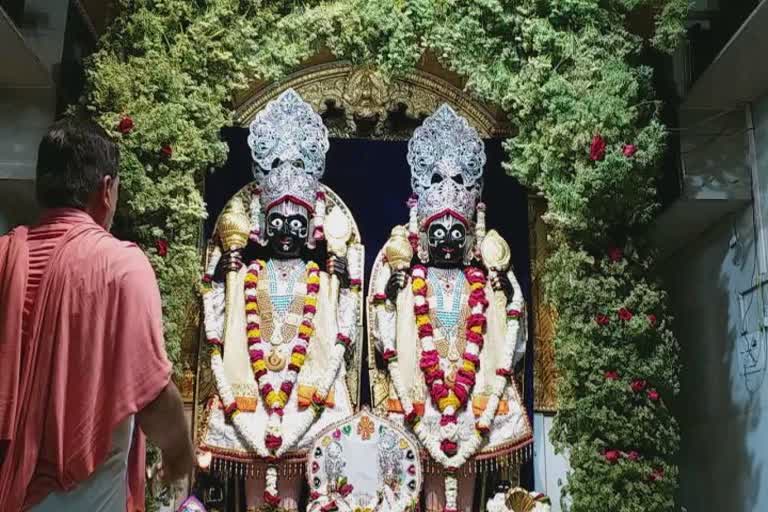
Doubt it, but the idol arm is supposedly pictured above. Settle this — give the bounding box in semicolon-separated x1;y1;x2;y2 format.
503;268;527;368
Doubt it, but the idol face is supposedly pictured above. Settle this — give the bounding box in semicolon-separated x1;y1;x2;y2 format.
427;214;467;268
265;200;309;259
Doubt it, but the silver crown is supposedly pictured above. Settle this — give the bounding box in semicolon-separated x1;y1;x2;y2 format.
248;89;329;212
407;104;485;227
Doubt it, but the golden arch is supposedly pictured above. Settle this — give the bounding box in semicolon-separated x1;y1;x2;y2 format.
233;59;510;139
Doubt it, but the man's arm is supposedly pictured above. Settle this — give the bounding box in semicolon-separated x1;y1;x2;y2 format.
136;380;194;482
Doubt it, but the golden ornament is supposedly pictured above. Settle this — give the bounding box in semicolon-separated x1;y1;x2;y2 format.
505;488;537;512
480;229;511;271
384;226;413;271
265;349;286;372
217;196;250;251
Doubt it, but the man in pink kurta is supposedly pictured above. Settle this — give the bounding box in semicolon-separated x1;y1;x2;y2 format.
0;119;194;511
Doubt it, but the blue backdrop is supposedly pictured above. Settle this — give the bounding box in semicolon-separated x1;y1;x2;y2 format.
206;128;534;488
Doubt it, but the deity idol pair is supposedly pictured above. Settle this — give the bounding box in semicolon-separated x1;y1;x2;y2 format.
198;89;532;512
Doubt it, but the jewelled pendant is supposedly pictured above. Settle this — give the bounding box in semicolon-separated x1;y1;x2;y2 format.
266;349;286;371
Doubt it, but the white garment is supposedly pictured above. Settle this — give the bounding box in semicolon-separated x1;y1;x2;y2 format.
30;417;134;512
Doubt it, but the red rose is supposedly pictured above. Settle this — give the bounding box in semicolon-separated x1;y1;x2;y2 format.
590;134;607;161
156;239;168;257
650;467;665;482
265;433;282;451
630;379;647;393
117;116;134;134
264;491;281;507
440;439;458;456
160;145;173;158
622;144;637;157
627;451;640;461
647;388;660;401
618;307;633;322
647;314;658;327
608;247;623;262
310;491;321;501
320;501;339;512
595;314;610;326
604;370;619;381
603;449;620;463
338;483;354;497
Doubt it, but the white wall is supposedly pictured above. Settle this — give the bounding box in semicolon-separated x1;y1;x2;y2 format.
662;93;768;512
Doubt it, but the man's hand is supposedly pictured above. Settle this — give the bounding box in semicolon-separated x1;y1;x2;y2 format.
491;272;514;301
385;271;408;302
137;381;194;484
327;255;350;288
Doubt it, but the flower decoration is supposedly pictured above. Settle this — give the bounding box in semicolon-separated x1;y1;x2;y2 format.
590;134;607;161
604;449;621;463
630;379;647;393
357;415;375;440
618;307;633;322
117;116;134;134
156;239;169;257
647;389;660;402
622;144;637;157
411;265;489;457
627;451;640;461
647;314;658;327
595;314;610;326
160;145;173;158
608;247;623;262
604;370;620;381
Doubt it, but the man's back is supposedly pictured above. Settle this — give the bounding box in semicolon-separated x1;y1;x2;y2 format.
0;118;193;512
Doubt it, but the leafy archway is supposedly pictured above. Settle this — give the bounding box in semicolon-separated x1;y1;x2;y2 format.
82;1;687;510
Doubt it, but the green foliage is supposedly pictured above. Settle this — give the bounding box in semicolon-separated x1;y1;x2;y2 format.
81;1;686;510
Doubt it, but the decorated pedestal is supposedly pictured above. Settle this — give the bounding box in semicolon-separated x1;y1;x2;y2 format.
305;409;423;512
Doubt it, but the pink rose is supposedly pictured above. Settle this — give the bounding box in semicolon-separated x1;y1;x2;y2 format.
604;449;620;463
630;379;647;393
622;144;637;157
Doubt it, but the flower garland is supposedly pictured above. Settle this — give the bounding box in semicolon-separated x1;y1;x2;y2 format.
411;265;488;457
244;259;320;506
374;263;525;512
204;257;358;510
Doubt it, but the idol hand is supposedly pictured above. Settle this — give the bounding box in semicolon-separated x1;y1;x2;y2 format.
220;249;243;273
385;271;408;302
491;272;514;301
327;255;350;288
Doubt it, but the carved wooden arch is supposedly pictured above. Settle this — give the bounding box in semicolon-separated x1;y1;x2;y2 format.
233;60;511;140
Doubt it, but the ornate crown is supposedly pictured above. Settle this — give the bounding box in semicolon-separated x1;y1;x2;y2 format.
247;88;329;212
408;104;485;227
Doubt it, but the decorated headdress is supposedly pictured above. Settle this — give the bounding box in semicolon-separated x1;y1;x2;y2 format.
246;89;330;245
407;104;487;260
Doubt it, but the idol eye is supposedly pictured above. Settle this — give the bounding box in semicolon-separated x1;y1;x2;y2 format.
289;219;304;230
270;217;283;228
432;228;446;239
451;229;463;240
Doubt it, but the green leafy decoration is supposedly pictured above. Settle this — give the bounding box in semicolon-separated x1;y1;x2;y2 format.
80;1;686;510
